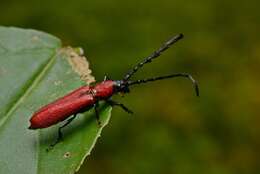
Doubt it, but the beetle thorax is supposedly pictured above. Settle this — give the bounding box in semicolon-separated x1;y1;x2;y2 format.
94;80;116;99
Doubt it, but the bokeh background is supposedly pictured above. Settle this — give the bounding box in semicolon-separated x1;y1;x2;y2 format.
1;0;259;173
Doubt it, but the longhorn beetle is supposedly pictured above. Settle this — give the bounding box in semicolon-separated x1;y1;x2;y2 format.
29;34;199;148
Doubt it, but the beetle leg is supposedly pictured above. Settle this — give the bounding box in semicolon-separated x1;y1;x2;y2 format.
49;114;77;149
58;115;77;140
106;100;133;114
103;75;110;81
94;102;102;127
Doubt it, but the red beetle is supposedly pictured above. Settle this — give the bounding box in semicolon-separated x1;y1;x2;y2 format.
29;34;199;147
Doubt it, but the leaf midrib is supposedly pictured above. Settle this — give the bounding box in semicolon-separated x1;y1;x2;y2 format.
0;46;61;174
0;48;59;128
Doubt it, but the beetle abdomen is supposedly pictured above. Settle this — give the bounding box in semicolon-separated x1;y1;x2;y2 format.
29;86;95;129
29;81;117;129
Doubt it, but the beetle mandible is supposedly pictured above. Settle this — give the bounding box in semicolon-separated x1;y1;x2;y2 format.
29;34;199;147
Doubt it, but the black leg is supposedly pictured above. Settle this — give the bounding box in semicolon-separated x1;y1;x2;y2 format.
106;100;133;114
103;75;110;81
47;114;77;150
94;102;102;127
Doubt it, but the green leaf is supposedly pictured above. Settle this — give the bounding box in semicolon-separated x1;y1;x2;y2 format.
0;26;112;174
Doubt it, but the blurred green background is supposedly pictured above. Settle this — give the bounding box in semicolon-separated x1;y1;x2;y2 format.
1;0;259;173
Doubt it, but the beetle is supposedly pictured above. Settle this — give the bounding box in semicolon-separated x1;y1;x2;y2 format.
29;34;199;147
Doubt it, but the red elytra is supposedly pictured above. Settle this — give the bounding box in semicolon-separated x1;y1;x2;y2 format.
29;34;199;148
29;80;115;129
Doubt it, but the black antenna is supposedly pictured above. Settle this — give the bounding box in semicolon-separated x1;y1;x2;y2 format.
127;73;199;96
123;34;184;81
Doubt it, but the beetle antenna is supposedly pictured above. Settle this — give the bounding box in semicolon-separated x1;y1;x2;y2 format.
123;34;184;81
127;73;199;96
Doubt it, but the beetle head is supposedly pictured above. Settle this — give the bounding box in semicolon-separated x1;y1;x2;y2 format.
114;80;130;95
